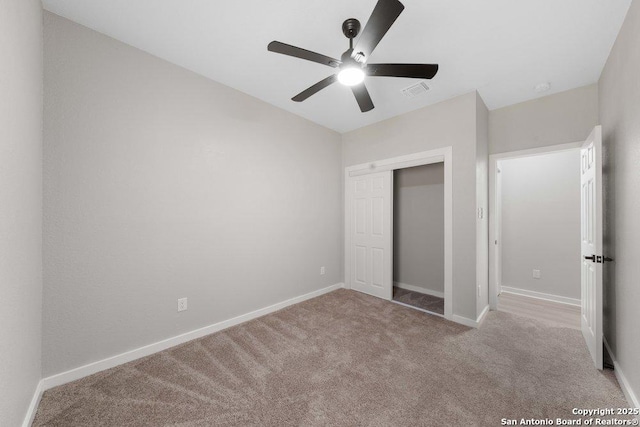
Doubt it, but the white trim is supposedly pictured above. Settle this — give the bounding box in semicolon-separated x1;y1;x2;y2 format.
500;286;581;307
346;152;445;177
490;159;503;305
344;147;453;321
476;305;491;327
604;337;640;414
394;282;444;298
489;141;582;310
491;141;583;160
452;305;490;329
451;315;478;328
42;283;344;391
22;380;44;427
443;148;453;320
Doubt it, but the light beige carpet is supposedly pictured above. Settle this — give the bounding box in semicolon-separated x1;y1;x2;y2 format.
34;289;630;426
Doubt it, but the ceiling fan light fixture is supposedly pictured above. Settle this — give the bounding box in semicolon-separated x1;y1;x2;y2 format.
337;67;365;86
268;0;438;112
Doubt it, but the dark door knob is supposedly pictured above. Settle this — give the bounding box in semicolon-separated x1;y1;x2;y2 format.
584;255;596;262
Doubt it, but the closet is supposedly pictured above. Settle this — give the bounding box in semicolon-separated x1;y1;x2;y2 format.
392;163;445;315
345;148;452;319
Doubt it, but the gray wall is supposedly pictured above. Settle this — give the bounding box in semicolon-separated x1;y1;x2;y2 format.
489;84;599;154
0;0;43;425
599;0;640;407
393;164;444;295
43;13;342;377
343;92;480;320
499;151;581;300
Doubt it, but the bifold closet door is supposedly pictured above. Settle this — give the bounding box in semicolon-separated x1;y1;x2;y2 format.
347;171;392;300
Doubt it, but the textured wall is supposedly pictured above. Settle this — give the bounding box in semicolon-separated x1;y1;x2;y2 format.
0;0;43;425
43;13;342;377
499;151;581;300
599;0;640;407
489;84;599;154
343;92;479;320
393;164;445;294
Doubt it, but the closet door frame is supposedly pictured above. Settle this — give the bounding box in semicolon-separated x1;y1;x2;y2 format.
344;147;453;320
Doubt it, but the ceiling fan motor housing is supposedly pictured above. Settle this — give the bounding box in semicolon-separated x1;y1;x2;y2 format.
341;49;358;65
342;18;361;39
342;19;366;62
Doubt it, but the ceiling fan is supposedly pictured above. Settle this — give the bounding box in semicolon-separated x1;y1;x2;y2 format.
267;0;438;113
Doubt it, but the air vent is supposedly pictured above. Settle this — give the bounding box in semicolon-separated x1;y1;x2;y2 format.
401;82;430;98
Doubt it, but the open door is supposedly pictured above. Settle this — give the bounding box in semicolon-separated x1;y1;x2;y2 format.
580;125;603;370
346;171;393;300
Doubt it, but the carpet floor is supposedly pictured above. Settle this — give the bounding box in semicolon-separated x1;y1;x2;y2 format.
33;289;630;426
393;287;444;315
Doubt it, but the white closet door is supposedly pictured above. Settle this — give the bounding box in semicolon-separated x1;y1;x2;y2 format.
347;171;392;300
580;125;603;370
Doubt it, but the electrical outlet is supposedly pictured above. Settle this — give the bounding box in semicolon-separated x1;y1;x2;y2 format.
477;285;481;297
177;297;188;312
533;270;541;279
320;266;326;275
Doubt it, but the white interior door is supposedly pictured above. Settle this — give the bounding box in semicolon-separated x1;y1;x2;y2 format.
580;125;603;370
347;171;392;300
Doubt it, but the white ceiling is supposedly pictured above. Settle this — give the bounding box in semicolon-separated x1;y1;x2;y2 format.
42;0;631;133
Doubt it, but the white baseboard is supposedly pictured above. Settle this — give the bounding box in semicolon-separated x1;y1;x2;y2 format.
451;305;491;329
42;283;344;391
603;337;640;414
476;305;490;327
394;281;445;299
500;286;580;307
451;315;477;328
22;379;44;427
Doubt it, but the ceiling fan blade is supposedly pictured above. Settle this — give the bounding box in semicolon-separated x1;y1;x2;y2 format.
353;0;405;61
366;63;439;79
351;83;375;112
292;75;338;102
268;41;341;68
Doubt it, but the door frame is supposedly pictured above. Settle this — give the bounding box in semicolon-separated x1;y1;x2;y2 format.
488;141;582;310
345;147;453;320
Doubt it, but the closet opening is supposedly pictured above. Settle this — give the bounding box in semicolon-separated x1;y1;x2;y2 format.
344;147;453;320
391;162;445;316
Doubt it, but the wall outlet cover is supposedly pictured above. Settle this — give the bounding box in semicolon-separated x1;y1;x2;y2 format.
533;270;541;279
177;297;188;312
320;266;326;275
